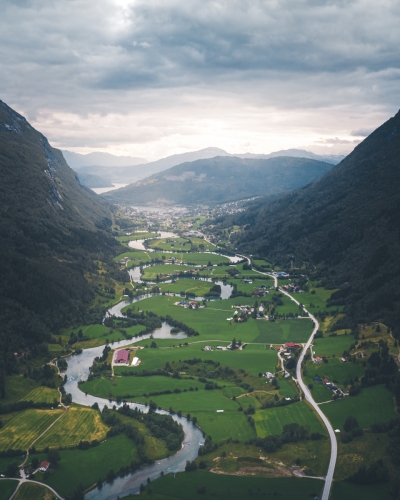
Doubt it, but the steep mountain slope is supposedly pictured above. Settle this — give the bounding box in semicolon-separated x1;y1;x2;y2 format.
231;109;400;331
105;156;333;206
238;149;344;164
0;101;119;395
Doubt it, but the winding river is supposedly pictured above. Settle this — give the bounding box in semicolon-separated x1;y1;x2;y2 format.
63;239;240;498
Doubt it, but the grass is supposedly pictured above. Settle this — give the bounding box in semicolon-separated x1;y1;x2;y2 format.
322;384;397;430
35;406;109;449
141;263;210;281
126;295;313;344
194;411;256;442
156;278;214;296
113;342;280;377
117;232;160;243
0;409;63;452
13;482;54;500
313;333;356;357
131;472;323;499
3;376;38;402
43;434;137;497
115;250;230;267
331;481;392;500
23;387;59;404
305;358;365;387
0;480;18;500
334;432;390;480
254;402;327;437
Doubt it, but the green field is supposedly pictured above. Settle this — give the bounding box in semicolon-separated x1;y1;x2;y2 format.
44;434;137;496
331;481;392;500
0;480;18;500
35;406;109;449
148;237;217;252
141;263;211;281
322;385;397;430
306;358;365;386
131;472;323;499
313;333;356;357
13;482;54;500
117;232;160;243
254;402;326;436
114;342;279;377
0;409;63;452
194;410;256;441
115;250;230;267
126;295;313;344
156;278;215;296
3;376;38;402
23;387;59;404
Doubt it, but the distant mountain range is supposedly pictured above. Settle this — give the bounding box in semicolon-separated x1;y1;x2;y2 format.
103;156;334;206
228;109;400;329
62;150;147;168
63;147;345;188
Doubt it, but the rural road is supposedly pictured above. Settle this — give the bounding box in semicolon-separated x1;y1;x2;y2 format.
279;287;337;500
0;477;64;500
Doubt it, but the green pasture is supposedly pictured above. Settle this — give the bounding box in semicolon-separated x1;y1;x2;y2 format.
81;375;205;399
141;263;210;281
254;402;326;437
0;409;63;452
322;385;397;430
156;278;214;296
306;358;365;386
113;342;279;377
44;434;137;497
13;482;54;500
117;232;159;243
23;387;59;404
0;480;18;500
35;406;109;449
129;295;313;344
332;481;392;500
313;333;356;357
115;250;230;267
3;376;38;402
285;287;340;313
131;472;323;500
195;410;256;442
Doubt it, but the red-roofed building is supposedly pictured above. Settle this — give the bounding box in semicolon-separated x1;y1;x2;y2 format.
115;349;129;363
285;342;300;349
39;460;50;472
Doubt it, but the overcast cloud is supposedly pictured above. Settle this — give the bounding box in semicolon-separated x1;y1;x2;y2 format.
1;0;399;159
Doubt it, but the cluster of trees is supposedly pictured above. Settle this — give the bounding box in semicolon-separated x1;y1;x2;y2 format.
249;423;324;453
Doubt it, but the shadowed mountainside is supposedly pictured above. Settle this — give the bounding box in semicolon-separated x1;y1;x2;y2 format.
104;156;334;206
0;100;120;395
230;109;400;333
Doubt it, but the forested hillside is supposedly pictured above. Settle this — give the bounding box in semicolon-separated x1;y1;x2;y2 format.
105;156;333;206
0;101;119;396
229;110;400;334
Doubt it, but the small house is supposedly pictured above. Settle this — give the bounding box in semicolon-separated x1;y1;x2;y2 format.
115;349;129;363
39;461;50;472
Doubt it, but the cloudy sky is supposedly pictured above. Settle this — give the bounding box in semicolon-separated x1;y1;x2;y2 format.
1;0;399;160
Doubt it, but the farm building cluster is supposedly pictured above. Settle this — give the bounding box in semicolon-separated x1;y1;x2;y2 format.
175;300;200;309
314;375;345;397
114;348;141;366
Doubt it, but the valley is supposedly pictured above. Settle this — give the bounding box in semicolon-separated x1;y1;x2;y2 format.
1;203;398;500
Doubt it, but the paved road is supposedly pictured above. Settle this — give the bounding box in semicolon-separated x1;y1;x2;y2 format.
279;287;337;500
0;477;64;500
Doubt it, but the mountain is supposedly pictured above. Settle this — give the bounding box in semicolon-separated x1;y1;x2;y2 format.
77;172;114;188
237;149;345;165
62;150;147;168
64;147;344;188
230;109;400;331
104;156;334;206
0;101;120;396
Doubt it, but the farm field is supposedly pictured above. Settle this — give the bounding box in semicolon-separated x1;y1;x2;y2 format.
313;333;356;357
44;434;138;497
114;342;279;377
194;410;256;442
305;357;365;386
322;384;397;430
3;376;38;402
253;401;327;437
286;287;341;313
128;472;323;499
0;409;63;452
35;406;109;449
13;482;54;500
22;387;59;404
141;263;211;281
0;480;18;500
331;481;392;500
127;295;313;343
117;232;160;243
156;278;215;296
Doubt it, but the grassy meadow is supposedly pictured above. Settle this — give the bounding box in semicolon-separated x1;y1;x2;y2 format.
13;482;54;500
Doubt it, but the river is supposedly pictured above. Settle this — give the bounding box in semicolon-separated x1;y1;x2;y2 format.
64;321;204;499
